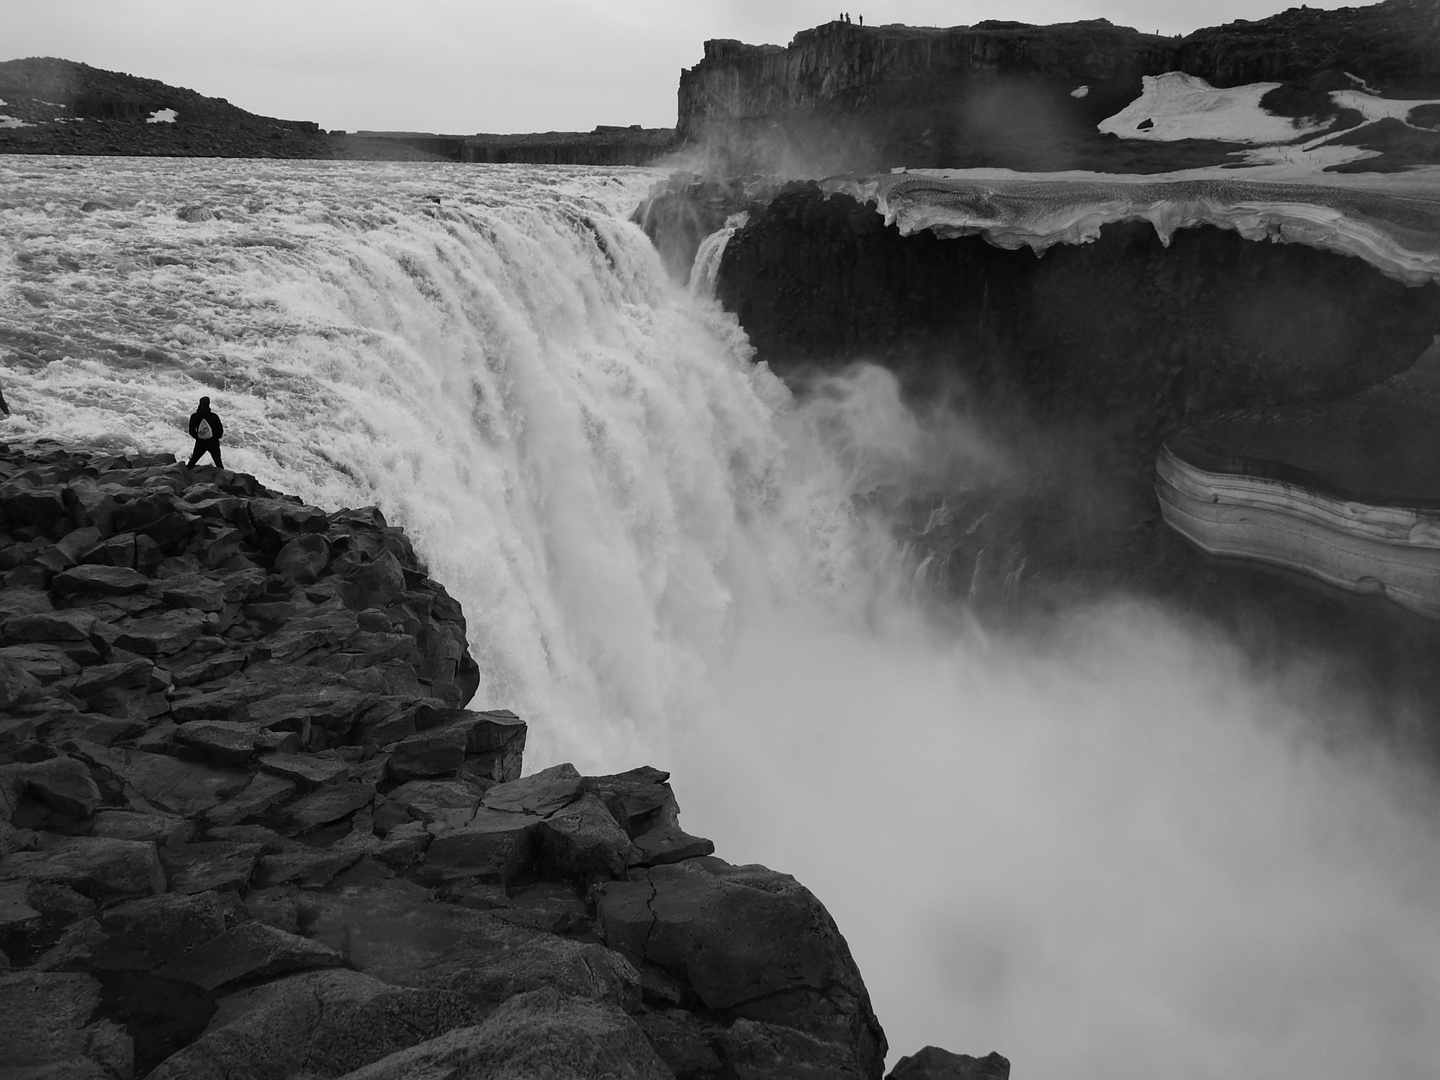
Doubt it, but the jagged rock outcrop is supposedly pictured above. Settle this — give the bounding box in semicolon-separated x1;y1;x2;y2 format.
675;0;1440;173
0;440;898;1078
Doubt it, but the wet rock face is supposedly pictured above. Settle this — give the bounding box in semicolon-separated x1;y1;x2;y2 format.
0;441;903;1078
716;185;1440;456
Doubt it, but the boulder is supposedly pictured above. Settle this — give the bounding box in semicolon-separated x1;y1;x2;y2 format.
204;772;297;828
887;1047;1012;1080
0;835;166;901
335;988;670;1080
145;968;480;1080
597;860;886;1074
532;792;637;881
274;533;330;583
582;765;681;837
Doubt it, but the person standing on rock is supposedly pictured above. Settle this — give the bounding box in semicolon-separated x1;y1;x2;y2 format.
187;395;224;467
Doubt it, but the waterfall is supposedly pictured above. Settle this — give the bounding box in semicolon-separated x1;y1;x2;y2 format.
5;156;1440;1079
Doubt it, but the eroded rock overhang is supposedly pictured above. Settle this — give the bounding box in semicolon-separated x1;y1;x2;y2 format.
825;167;1440;286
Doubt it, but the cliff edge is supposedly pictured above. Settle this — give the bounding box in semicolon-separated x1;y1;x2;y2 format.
0;441;938;1079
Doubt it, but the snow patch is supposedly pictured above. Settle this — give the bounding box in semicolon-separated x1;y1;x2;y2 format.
1070;86;1090;99
0;115;33;129
1332;89;1440;126
146;108;177;124
1099;72;1327;144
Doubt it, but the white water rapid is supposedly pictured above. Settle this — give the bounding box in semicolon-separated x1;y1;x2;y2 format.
4;156;1440;1079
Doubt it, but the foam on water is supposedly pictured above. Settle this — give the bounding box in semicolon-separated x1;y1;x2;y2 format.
4;156;1440;1078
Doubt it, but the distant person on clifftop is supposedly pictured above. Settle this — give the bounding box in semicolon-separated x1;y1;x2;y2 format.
187;395;224;468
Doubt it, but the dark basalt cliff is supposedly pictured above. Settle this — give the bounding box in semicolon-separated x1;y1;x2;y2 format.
675;0;1440;172
717;184;1440;450
0;441;946;1080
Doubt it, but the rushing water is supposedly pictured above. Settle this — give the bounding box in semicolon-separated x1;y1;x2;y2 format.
4;156;1440;1079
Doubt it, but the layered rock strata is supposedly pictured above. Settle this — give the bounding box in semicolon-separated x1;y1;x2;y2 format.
1156;342;1440;619
0;440;915;1078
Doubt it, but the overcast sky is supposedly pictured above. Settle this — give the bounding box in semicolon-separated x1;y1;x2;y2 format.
3;1;1360;134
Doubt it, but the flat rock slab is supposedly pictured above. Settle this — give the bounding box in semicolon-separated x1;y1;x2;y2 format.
111;610;211;656
0;835;165;901
300;879;638;1012
336;988;670;1080
53;564;150;596
160;841;264;895
204;772;296;829
252;844;365;889
145;968;479;1080
629;824;716;868
481;762;582;816
377;778;484;833
0;970;133;1078
154;920;344;990
72;742;250;818
174;720;264;766
285;781;377;831
92;809;192;846
420;809;538;882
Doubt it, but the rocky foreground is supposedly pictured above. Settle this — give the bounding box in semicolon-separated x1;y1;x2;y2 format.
0;441;1003;1079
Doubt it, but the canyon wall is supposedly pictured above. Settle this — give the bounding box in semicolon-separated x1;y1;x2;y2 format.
675;0;1440;173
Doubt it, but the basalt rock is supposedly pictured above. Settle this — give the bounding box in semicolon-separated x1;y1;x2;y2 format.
676;1;1440;173
0;439;947;1077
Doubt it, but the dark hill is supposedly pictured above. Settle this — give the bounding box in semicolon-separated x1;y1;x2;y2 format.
0;57;335;159
0;57;675;164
